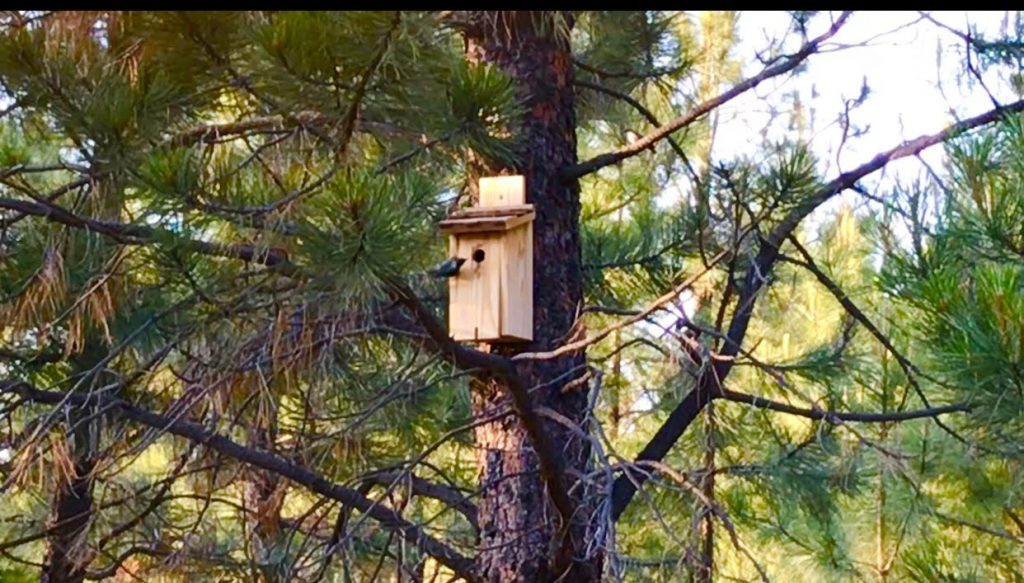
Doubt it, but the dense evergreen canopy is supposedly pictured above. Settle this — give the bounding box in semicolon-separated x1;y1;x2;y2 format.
0;10;1022;582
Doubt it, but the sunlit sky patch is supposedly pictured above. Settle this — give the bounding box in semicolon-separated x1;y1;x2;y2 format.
697;11;1016;223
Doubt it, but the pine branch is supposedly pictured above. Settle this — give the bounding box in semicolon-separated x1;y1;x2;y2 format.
780;237;932;389
0;196;295;273
563;11;852;181
574;79;700;185
361;470;478;530
1;379;481;582
574;58;689;80
514;250;729;362
336;11;401;158
766;97;1024;249
610;94;1024;522
717;388;969;422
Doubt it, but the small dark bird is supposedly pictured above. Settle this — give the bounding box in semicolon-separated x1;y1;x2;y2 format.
430;256;466;278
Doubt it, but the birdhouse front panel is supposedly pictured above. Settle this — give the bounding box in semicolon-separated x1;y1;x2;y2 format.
448;233;503;342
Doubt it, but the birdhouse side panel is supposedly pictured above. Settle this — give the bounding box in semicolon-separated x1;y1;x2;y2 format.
499;222;533;342
448;234;502;342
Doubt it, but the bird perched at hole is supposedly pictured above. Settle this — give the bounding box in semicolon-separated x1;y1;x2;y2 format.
429;256;466;278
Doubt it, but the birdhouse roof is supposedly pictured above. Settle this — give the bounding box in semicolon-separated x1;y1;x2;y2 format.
438;204;535;235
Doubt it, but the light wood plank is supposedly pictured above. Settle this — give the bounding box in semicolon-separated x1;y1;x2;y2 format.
499;222;533;341
479;175;525;207
448;234;502;342
438;212;535;234
450;205;534;218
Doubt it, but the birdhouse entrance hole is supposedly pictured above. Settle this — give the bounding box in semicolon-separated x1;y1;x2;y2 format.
438;176;534;343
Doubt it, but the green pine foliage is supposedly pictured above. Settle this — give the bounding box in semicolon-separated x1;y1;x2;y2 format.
1;10;1023;582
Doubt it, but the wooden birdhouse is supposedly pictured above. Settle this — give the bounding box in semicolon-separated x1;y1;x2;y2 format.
439;175;534;343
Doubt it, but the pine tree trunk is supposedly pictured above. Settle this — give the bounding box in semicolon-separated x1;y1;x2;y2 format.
694;402;715;583
41;149;125;583
41;433;95;583
461;12;600;582
42;355;103;583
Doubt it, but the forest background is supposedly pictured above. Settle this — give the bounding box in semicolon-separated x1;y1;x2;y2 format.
1;10;1023;583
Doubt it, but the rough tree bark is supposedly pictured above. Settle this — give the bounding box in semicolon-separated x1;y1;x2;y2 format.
42;352;102;583
41;420;96;583
460;11;600;583
695;402;715;583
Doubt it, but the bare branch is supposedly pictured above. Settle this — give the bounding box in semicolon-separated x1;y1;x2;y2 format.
335;12;402;158
2;380;479;582
169;111;333;147
513;250;728;362
634;460;770;583
0;196;295;273
361;470;478;530
574;58;689;81
933;511;1024;544
717;388;969;423
574;79;700;183
563;12;853;181
610;382;713;521
0;176;90;228
768;97;1024;249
